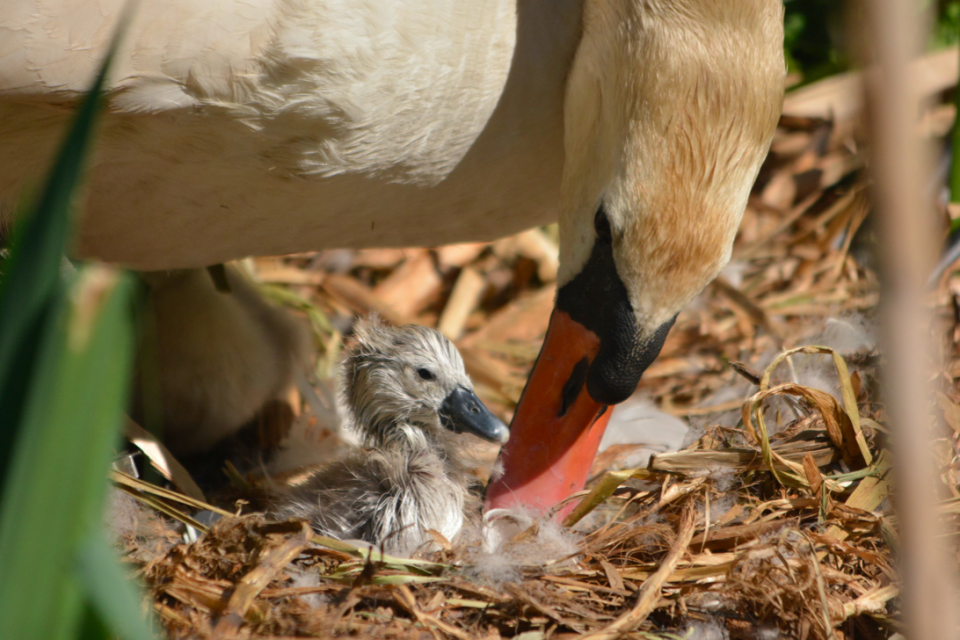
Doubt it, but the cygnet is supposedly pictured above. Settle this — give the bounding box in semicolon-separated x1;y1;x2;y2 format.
272;318;508;554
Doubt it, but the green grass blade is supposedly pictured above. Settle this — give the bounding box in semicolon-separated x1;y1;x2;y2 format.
76;530;156;640
0;36;120;482
0;6;153;638
76;601;114;640
0;267;139;639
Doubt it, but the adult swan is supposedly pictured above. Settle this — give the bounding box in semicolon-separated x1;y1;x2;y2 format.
0;0;785;512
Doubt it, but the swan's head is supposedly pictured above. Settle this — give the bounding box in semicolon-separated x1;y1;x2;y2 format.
487;0;784;513
342;318;509;446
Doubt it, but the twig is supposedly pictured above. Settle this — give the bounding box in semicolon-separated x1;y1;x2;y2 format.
801;532;837;640
580;506;696;640
394;585;470;640
125;418;206;501
505;583;585;634
211;521;313;637
438;267;486;339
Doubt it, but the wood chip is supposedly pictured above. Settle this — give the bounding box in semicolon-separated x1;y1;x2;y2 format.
211;522;312;637
580;507;696;640
436;243;489;270
372;251;442;318
438;267;486;340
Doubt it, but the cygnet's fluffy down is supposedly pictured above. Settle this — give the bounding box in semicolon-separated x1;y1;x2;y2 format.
272;318;508;555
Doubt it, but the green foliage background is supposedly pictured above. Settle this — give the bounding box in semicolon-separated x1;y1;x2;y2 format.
784;0;960;85
784;0;847;83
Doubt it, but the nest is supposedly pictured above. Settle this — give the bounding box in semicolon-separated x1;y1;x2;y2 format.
111;54;960;639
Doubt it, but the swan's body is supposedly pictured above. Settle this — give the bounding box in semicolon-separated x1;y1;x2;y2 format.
273;319;508;553
0;0;785;512
1;0;578;267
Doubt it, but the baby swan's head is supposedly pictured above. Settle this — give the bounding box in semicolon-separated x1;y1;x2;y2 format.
342;318;509;446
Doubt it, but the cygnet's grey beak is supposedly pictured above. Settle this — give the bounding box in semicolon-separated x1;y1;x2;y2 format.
439;386;509;444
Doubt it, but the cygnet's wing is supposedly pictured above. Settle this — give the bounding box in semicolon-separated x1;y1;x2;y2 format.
272;446;454;554
272;453;383;543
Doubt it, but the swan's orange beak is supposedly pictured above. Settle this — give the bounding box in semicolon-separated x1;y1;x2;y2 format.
484;210;675;517
484;309;612;516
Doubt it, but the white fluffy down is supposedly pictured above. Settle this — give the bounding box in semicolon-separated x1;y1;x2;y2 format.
465;508;582;585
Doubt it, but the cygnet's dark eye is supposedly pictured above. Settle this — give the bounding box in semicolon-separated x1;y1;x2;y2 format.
416;368;435;381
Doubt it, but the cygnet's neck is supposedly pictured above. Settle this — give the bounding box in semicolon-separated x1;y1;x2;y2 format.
357;412;465;471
